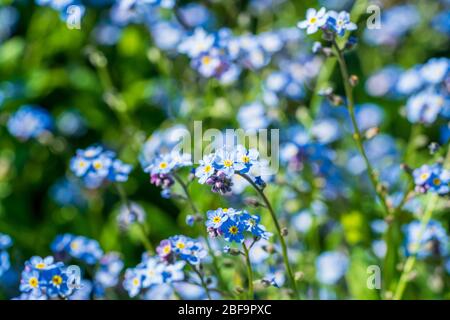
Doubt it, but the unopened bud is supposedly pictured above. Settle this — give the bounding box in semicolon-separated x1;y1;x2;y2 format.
349;75;359;87
235;287;245;294
244;197;265;208
261;279;271;288
295;271;304;281
230;248;241;256
262;244;275;254
365;127;379;140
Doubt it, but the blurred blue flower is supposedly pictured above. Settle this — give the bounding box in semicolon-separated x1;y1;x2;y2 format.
7;105;53;141
49;177;86;207
51;234;104;265
363;5;420;47
94;252;124;289
316;251;349;285
404;220;449;259
0;6;19;43
56;110;87;137
70;145;132;188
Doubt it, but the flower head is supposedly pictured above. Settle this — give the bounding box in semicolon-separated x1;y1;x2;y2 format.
297;7;328;35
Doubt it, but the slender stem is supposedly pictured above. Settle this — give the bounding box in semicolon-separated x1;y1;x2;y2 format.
237;173;299;298
172;173;227;293
332;40;391;217
114;183;154;253
188;262;212;300
242;242;254;299
172;173;198;214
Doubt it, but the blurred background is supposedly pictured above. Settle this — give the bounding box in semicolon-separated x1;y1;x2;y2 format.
0;0;449;299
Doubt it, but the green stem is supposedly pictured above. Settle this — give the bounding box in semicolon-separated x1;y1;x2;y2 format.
237;173;299;299
332;40;391;217
242;242;254;300
114;183;154;253
188;262;212;300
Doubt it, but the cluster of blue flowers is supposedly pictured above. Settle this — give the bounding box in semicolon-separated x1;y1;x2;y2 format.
7;105;53;141
205;208;271;244
156;235;207;265
70;145;132;189
399;58;449;125
19;256;79;299
0;233;12;278
176;27;301;83
123;235;207;298
51;234;104;265
196;145;270;194
297;7;357;36
413;163;449;196
94;252;124;293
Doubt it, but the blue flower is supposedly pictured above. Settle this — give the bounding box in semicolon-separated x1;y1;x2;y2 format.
161;261;185;283
178;28;215;58
123;268;144;298
326;11;357;37
0;233;12;250
297;7;328;35
206;208;229;229
220;218;245;243
316;251;349;285
7;105;53;141
213;147;246;177
44;267;72;298
241;213;272;240
413;164;449;196
420;57;449;85
406;90;446;124
20;269;42;296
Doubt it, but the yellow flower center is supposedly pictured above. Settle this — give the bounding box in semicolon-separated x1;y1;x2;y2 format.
93;161;103;170
159;162;168;169
132;278;139;286
202;56;212;65
176;242;185;249
223;159;233;167
35;263;46;269
310;17;317;24
229;226;238;235
242;156;250;163
78;161;86;168
204;165;212;173
29;277;39;288
52;275;63;286
163;245;171;254
433;178;441;186
213;216;221;223
420;173;429;180
223;208;228;212
70;241;79;250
